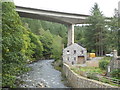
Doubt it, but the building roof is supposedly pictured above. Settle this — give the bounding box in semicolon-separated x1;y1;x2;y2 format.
64;43;86;51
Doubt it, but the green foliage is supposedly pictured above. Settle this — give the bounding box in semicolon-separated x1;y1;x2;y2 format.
2;74;16;88
51;35;63;60
74;5;119;56
22;31;34;60
118;16;120;55
87;73;99;81
3;2;119;88
106;16;119;52
74;26;86;46
29;32;43;60
39;21;67;38
2;2;18;87
21;18;67;38
80;67;103;74
99;59;110;70
85;3;107;56
2;2;33;87
72;67;104;75
110;69;120;79
100;77;110;83
53;60;63;72
21;18;43;35
22;18;64;60
39;29;53;58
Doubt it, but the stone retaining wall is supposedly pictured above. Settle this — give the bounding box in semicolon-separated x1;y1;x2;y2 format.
63;63;118;88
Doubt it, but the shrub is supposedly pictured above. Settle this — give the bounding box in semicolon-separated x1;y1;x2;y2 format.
87;73;99;80
110;69;120;79
100;77;110;83
99;60;110;70
2;2;32;87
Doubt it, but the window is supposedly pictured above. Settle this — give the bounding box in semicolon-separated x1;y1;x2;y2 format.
74;50;76;54
67;50;70;54
81;50;83;54
74;57;76;61
72;61;74;65
67;57;69;61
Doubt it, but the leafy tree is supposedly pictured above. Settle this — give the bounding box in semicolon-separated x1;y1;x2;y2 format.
2;2;31;87
39;29;53;59
21;18;42;35
21;18;67;39
74;26;86;47
51;35;63;60
29;32;43;60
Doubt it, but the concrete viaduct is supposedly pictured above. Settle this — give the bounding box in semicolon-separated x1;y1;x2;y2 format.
15;6;110;46
16;6;89;46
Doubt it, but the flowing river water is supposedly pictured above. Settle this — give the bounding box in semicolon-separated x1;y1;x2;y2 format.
18;60;68;88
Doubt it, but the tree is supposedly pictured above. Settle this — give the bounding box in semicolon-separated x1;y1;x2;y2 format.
51;35;63;60
74;26;86;47
106;8;120;55
29;32;43;60
21;18;67;39
85;3;107;56
22;18;66;60
118;11;120;56
39;29;53;59
2;2;31;87
21;18;43;35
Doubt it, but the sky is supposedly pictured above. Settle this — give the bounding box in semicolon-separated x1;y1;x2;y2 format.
14;0;120;17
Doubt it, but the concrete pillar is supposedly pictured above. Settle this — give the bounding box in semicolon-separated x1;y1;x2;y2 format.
67;24;74;46
113;50;118;58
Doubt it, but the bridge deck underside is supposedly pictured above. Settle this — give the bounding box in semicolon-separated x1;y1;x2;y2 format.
16;6;88;25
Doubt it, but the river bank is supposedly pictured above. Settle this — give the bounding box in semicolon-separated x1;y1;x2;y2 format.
52;60;71;87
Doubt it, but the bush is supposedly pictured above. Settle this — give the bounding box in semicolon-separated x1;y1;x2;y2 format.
29;33;43;60
100;77;110;83
2;2;33;87
2;74;16;88
87;73;99;80
110;69;120;79
99;60;110;70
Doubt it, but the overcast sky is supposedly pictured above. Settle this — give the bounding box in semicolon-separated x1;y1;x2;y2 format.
14;0;120;17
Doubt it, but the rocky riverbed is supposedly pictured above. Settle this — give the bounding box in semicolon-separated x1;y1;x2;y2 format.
17;60;68;88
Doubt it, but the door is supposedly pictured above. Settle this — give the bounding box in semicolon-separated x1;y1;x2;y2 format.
77;56;84;64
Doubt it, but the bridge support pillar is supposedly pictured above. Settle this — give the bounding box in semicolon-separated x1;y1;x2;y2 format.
67;24;74;46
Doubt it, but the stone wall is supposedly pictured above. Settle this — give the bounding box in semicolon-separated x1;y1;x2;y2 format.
63;63;118;88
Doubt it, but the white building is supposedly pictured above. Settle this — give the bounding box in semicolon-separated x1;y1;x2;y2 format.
63;43;87;65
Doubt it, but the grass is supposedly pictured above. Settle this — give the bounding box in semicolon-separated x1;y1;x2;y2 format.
100;57;112;61
71;56;120;87
52;59;63;72
71;57;112;75
71;67;105;75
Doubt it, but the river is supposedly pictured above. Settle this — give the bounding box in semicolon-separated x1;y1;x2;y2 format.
18;59;68;88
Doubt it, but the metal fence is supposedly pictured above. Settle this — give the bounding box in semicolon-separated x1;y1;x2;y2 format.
101;76;120;85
